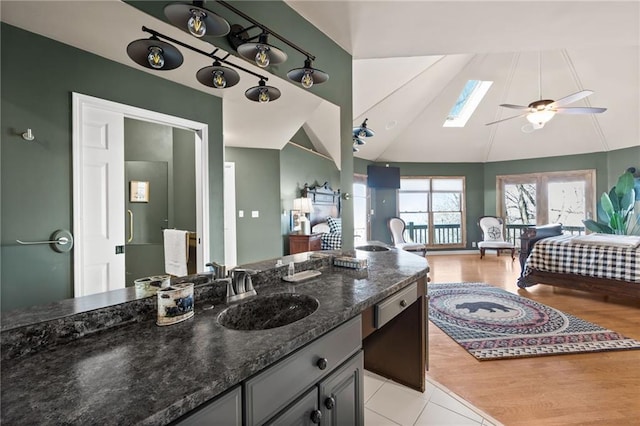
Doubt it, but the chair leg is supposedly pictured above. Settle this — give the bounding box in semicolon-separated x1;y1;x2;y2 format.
510;248;515;260
480;248;485;259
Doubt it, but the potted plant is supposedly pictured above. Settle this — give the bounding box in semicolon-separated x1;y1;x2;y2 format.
583;168;640;235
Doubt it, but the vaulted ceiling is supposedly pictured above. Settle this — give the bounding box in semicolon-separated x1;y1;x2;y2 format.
2;1;638;165
287;0;640;163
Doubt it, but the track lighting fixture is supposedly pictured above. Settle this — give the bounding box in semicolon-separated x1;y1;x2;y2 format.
127;1;329;103
245;79;281;103
287;58;329;89
353;118;375;138
353;136;366;146
164;1;230;38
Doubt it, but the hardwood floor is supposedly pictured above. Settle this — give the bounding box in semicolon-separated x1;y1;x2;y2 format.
426;253;640;426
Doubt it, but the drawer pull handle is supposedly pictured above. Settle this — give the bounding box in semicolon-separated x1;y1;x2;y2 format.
400;299;408;308
316;357;328;370
324;396;336;410
310;409;322;424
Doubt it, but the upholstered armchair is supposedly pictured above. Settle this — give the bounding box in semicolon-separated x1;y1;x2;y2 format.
477;216;516;260
388;217;427;256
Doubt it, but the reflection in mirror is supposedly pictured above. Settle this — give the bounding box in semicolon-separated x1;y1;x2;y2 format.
1;0;341;325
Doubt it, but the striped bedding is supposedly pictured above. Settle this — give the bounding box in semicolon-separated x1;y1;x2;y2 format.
524;234;640;283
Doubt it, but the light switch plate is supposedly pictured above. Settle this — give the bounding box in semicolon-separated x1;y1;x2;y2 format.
251;211;259;218
238;210;244;218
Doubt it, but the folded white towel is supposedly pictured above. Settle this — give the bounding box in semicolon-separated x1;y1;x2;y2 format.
572;233;640;249
163;229;189;276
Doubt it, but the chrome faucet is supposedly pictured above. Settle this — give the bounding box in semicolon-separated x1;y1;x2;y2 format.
205;262;226;280
225;269;257;303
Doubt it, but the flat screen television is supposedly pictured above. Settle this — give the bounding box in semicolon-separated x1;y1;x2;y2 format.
367;165;400;188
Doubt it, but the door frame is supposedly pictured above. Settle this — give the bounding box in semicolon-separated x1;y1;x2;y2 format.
72;93;210;296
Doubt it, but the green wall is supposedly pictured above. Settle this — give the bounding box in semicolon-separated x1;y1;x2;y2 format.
605;146;640;186
224;147;282;264
1;23;224;311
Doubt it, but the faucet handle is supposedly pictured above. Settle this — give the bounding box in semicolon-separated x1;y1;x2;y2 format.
245;275;254;292
220;278;234;299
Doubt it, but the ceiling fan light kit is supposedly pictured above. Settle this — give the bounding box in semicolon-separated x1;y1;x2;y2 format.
126;1;329;103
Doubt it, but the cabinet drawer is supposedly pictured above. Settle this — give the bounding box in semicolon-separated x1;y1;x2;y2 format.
375;283;417;329
245;316;362;426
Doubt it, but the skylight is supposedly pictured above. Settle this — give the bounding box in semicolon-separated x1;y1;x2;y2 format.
443;80;493;127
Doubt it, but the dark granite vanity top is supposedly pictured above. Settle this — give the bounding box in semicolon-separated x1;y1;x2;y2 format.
0;248;428;425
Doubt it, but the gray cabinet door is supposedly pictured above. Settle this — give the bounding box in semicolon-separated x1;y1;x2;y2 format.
318;351;364;426
265;387;320;426
173;385;241;426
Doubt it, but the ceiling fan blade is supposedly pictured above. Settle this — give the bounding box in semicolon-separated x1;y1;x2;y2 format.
554;106;607;114
548;90;594;108
499;104;531;110
485;113;528;126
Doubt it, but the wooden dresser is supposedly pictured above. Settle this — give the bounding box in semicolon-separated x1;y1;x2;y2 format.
289;233;322;254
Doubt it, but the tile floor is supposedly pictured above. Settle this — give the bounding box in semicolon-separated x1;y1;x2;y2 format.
364;370;502;426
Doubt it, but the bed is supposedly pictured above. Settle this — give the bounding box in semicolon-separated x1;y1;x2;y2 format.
517;224;640;299
302;182;342;250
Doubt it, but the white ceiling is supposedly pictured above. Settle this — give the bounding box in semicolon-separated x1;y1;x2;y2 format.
287;0;640;162
2;1;639;164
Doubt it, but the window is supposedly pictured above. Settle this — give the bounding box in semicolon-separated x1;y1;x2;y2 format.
397;177;466;248
443;80;493;127
497;170;596;243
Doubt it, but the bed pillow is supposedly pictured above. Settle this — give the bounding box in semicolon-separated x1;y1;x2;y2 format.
327;217;342;234
321;232;342;250
312;222;330;234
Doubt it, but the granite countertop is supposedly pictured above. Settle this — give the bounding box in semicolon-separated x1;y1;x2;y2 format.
1;248;428;425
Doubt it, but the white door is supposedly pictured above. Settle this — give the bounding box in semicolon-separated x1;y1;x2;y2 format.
75;104;126;296
224;162;237;268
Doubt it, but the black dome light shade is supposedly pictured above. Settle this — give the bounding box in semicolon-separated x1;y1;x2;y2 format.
126;37;183;70
287;58;329;89
196;62;240;88
164;2;230;38
245;80;281;103
237;32;287;68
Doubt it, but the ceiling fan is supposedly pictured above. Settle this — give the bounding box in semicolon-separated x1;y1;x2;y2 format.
486;52;607;130
485;89;607;129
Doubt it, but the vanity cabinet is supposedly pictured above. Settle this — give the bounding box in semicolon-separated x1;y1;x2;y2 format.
362;277;428;393
245;316;363;425
172;385;242;426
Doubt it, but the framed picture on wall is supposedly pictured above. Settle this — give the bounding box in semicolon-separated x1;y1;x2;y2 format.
130;180;149;202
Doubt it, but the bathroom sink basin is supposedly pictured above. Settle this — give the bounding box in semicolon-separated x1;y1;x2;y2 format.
217;293;319;331
355;245;390;252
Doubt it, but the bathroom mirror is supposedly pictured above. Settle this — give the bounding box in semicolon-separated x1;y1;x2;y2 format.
1;0;341;320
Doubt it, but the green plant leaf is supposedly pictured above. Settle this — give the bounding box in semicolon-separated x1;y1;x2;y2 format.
615;171;634;197
582;219;613;234
608;187;621;212
620;188;635;213
600;192;615;217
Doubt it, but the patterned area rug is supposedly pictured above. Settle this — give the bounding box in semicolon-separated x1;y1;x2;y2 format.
428;282;640;360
